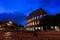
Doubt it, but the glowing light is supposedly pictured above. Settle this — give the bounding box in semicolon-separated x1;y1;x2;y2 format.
55;26;60;31
35;21;37;25
32;22;34;25
26;28;35;31
27;19;31;23
38;27;40;30
51;26;53;28
6;23;11;26
6;21;13;26
35;27;37;30
9;21;13;24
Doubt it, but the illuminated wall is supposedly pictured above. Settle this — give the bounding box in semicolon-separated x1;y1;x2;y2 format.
26;8;47;31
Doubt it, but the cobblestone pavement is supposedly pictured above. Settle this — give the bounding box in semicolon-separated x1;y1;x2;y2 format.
0;31;60;40
0;32;21;40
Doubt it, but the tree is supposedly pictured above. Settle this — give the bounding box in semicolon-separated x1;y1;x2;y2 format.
55;14;60;25
41;15;55;31
15;24;24;31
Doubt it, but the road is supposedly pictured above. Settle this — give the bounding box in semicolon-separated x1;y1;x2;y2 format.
0;31;60;40
0;32;21;40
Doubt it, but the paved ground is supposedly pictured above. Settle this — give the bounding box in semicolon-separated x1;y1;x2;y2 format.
0;32;21;40
0;31;60;40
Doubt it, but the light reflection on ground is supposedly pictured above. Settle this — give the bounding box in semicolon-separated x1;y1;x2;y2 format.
0;31;60;40
4;32;12;40
0;32;17;40
4;32;11;36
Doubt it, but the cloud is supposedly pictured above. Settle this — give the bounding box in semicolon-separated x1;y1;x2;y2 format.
0;0;60;26
0;12;27;26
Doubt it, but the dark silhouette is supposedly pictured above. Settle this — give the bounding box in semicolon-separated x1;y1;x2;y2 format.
39;13;60;31
55;14;60;25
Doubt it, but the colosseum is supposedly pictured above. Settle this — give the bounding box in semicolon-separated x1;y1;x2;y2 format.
26;8;47;31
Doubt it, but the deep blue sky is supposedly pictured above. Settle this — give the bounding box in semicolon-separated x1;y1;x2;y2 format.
0;0;60;27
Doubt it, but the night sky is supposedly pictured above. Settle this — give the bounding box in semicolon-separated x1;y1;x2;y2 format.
0;0;60;27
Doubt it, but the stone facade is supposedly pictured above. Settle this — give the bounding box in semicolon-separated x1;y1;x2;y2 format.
26;8;47;31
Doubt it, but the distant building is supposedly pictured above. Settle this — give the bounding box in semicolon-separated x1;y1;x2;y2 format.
17;25;25;31
0;21;5;30
26;8;47;31
0;21;25;31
